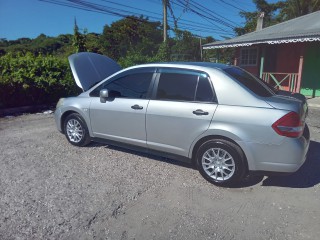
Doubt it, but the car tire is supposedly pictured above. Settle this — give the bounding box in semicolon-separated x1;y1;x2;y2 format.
196;139;246;186
64;113;91;147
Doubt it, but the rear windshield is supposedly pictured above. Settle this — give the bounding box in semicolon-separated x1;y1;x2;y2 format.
223;67;274;97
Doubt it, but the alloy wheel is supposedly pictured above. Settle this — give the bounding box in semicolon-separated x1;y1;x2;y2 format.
66;119;83;143
201;148;235;181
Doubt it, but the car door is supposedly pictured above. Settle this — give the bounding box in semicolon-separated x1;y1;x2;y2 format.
89;68;156;147
146;68;217;157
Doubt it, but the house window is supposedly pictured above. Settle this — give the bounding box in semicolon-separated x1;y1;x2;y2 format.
240;47;258;66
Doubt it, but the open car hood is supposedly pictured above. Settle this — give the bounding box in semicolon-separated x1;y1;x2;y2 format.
68;52;121;91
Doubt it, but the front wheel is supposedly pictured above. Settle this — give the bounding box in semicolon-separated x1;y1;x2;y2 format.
64;113;91;146
196;139;247;186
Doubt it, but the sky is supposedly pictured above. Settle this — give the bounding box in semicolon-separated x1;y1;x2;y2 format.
0;0;278;41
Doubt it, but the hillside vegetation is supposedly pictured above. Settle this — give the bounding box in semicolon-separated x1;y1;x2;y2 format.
0;16;214;108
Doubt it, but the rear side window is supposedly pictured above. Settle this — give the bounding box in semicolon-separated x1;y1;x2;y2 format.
156;72;197;101
223;67;274;97
156;69;215;102
196;76;214;102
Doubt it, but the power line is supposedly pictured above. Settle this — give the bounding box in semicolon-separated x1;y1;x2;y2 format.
229;0;253;9
99;0;231;32
190;0;240;26
171;0;226;31
217;0;247;12
174;0;237;29
38;0;235;37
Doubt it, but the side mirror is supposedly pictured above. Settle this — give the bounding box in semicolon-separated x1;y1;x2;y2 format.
100;89;109;103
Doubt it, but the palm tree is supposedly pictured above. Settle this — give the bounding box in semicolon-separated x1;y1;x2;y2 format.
280;0;320;20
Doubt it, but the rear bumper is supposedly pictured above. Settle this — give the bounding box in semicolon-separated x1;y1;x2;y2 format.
240;124;310;173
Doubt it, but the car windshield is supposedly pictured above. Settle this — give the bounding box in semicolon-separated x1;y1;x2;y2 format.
223;67;275;97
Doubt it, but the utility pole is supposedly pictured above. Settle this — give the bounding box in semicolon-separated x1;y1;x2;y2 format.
163;0;167;42
194;34;204;61
200;37;203;60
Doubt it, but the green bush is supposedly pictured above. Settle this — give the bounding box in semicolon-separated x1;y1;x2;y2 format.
118;50;155;68
0;52;80;108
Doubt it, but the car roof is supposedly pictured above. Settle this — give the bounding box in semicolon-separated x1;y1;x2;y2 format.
69;52;233;92
128;62;231;71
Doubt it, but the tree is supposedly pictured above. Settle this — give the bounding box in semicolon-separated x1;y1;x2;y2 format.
118;50;153;68
32;35;62;55
100;16;162;60
279;0;320;20
171;29;200;61
73;19;87;53
86;33;103;53
234;0;285;36
155;41;171;62
235;0;320;36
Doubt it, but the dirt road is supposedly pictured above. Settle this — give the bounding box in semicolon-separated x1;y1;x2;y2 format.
1;108;320;240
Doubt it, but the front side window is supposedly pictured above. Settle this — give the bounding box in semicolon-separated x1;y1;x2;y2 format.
90;71;153;98
240;47;258;66
106;73;152;99
156;69;215;102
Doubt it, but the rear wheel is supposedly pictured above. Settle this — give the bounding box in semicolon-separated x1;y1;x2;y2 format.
64;113;91;146
196;139;246;186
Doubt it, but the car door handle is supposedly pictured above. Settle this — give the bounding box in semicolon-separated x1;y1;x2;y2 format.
131;104;143;110
193;109;209;115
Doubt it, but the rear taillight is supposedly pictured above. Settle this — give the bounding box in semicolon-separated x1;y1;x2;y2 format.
272;112;304;138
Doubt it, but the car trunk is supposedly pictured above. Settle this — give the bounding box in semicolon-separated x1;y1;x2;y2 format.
265;94;308;124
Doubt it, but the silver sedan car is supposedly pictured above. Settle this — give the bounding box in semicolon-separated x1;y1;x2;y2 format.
54;52;310;186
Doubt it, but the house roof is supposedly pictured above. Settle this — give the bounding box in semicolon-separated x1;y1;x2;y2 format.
203;10;320;49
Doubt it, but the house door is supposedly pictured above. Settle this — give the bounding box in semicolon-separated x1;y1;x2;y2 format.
301;42;320;97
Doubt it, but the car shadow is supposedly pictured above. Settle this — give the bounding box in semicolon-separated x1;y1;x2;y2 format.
261;140;320;188
87;142;194;169
87;140;320;189
226;175;265;188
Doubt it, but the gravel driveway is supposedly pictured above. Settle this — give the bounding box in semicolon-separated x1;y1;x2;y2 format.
1;108;320;240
